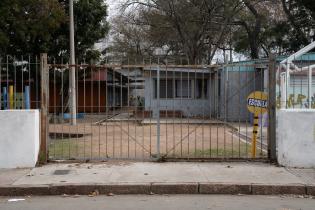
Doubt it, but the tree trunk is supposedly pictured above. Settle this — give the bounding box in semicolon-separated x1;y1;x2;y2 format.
243;0;262;59
249;36;260;59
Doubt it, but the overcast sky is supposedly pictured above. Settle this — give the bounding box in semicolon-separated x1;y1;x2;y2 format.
106;0;121;18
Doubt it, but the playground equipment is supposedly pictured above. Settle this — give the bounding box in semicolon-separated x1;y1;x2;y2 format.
1;85;31;110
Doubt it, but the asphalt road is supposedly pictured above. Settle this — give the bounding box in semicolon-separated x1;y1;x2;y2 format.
1;195;315;210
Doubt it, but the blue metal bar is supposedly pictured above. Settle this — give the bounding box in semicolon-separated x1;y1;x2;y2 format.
24;86;30;109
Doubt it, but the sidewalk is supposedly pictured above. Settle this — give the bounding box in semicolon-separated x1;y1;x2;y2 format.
0;162;314;196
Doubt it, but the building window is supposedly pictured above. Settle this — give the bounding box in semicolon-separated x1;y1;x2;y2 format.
175;80;191;98
195;79;208;99
154;79;174;99
154;78;207;99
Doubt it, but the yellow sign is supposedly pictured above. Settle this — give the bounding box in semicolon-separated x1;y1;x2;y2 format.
247;91;268;114
247;91;268;158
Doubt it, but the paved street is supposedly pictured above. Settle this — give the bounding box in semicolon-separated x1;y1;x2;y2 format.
1;195;315;210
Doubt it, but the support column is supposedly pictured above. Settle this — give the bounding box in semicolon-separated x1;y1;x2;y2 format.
268;54;277;162
40;53;49;163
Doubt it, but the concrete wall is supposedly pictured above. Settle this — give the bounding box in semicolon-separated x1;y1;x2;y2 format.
0;110;40;168
277;109;315;168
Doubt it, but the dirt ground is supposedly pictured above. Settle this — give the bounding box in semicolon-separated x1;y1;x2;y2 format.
48;115;267;160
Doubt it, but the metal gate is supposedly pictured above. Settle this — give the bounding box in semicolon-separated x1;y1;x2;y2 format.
45;56;276;161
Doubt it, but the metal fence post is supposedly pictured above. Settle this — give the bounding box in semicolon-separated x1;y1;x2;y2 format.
308;57;312;109
156;61;161;159
39;53;49;163
268;54;277;162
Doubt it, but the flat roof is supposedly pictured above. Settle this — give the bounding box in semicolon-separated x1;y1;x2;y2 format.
143;66;213;73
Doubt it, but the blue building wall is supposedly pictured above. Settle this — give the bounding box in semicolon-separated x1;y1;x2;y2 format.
219;52;315;121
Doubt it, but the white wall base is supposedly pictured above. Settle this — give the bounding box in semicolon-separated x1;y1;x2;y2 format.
277;109;315;168
0;110;40;168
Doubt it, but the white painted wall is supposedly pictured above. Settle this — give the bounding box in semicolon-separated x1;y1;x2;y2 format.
277;109;315;168
0;110;40;168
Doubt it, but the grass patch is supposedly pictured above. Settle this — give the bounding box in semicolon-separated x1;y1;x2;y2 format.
49;139;79;159
194;143;266;158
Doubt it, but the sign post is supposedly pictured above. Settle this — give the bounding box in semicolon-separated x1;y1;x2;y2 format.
247;91;268;158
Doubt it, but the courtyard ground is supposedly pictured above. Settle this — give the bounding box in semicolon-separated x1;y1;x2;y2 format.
48;113;267;160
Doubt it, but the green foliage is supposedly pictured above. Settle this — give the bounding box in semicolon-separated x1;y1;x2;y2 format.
115;0;314;61
281;0;314;52
0;0;66;56
232;0;315;58
51;0;109;62
0;0;109;62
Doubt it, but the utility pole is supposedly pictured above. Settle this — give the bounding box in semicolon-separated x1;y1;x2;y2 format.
69;0;77;125
230;28;233;64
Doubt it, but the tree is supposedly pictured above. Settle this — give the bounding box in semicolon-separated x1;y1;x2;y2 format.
234;0;264;59
0;0;109;62
0;0;66;56
231;0;287;59
112;0;314;61
52;0;109;62
280;0;315;52
111;0;242;64
233;0;315;59
109;12;155;61
298;0;315;19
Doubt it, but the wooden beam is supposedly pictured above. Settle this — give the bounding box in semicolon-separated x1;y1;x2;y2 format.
39;53;48;163
268;54;277;162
